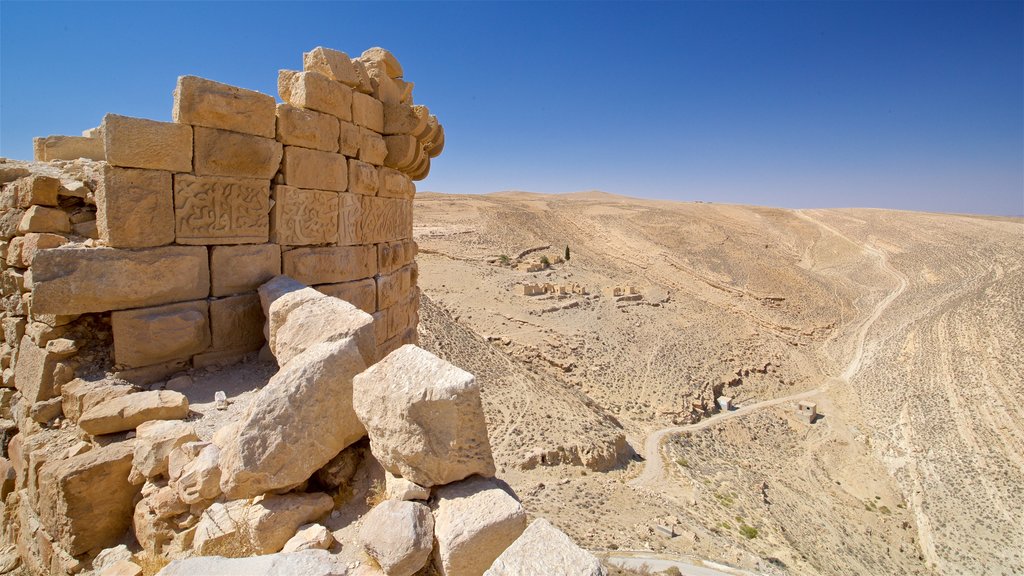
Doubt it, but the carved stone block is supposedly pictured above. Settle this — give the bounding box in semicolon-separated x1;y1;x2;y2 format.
269;185;339;245
377;239;417;275
338;193;412;246
173;175;270;244
348;159;379;196
377;167;415;199
376;263;415;310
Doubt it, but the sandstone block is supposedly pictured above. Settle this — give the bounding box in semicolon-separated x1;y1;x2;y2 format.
211;244;281;297
373;290;420;345
257;275;306;320
484;519;605;576
31;245;210;315
6;233;67;268
38;441;139;556
219;338;367;499
275;103;340;152
281;523;333;553
359;128;388;165
61;378;137;423
210;294;264;352
352;92;384;133
96;166;175;248
278;70;352;121
194;492;333;555
360;59;402;106
433;477;527;576
338;120;360;156
133;420;198;481
29;397;63;423
281;146;347;192
33;135;105;162
79;390;189;436
378;239;417;275
384;134;423;172
101;559;143;576
14;335;62;403
111;300;211;367
172;442;221;504
17;206;71;234
282;245;376;286
270;185;339;245
303;47;360;87
385;470;430;501
0;209;25;240
338;193;413;245
383;102;427;136
348;158;379;196
103;114;192;173
361;47;404;79
360;500;433;576
173;174;270;244
156;549;348;575
315;278;376;314
377;264;415;310
167;440;207;483
378;167;415;199
350;58;375;94
173;75;276;138
353;345;495;487
193;126;283;179
12;175;60;208
268;286;375;367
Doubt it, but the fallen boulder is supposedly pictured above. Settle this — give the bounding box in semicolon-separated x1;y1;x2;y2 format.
484;518;606;576
132;420;198;481
431;476;526;576
193;492;334;556
156;549;349;576
281;523;333;553
265;283;375;367
78;390;188;435
359;500;433;576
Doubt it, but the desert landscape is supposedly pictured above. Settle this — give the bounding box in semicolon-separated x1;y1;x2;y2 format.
414;191;1023;575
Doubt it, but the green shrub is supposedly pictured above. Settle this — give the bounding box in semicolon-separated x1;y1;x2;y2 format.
739;524;759;539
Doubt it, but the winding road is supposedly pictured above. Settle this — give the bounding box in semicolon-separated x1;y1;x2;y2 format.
630;210;908;489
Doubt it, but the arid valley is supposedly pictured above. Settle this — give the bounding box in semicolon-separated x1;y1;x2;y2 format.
414;191;1024;576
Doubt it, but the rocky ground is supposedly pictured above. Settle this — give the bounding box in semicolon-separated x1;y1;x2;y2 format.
412;191;1024;576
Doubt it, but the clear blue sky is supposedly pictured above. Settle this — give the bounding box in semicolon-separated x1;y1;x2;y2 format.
2;1;1021;215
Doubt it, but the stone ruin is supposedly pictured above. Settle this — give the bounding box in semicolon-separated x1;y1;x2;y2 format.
515;282;587;297
0;47;605;575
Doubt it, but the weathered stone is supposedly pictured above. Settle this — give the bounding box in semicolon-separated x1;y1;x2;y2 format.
349;58;375;94
193;126;283;179
281;523;333;553
17;206;71;234
353;345;495;487
111;300;211;367
348;159;379;196
115;360;188;387
378;239;417;275
209;294;264;352
484;518;605;576
338;193;413;245
156;549;348;576
79;390;188;436
384;135;424;172
12;175;60;208
281;146;347;192
268;286;375;367
219;338;367;499
103;114;193;173
257;275;306;320
211;244;281;297
95;166;175;248
378;167;415;199
173;442;221;504
33;135;105;162
373;290;419;346
313;440;364;488
173;174;271;244
193;492;333;556
359;128;388;165
315;278;376;314
383;103;427;137
29;397;62;423
433;477;527;576
278;70;353;121
91;545;133;575
100;559;143;576
0;457;14;500
351;92;384;133
269;185;340;246
167;440;208;483
133;420;198;480
0;209;25;240
38;441;139;556
338;120;360;156
377;264;415;310
360;500;433;576
303;47;360;88
61;378;137;423
1;317;26;348
281;245;376;287
173;75;277;138
6;233;67;268
361;47;404;79
385;470;430;501
360;59;402;106
14;335;62;403
275;103;340;152
31;245;210;315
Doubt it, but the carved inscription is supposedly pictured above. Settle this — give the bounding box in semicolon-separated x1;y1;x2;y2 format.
377;239;417;275
338;193;412;246
174;175;270;244
270;185;340;245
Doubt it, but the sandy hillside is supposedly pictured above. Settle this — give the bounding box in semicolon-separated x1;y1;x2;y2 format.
413;191;1024;576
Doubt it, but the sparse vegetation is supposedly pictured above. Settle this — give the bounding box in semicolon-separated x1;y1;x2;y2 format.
565;245;571;261
713;492;735;507
739;523;759;539
675;457;689;467
540;255;551;267
366;479;386;507
498;254;510;266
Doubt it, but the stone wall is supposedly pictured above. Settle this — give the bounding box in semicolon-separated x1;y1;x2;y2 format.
1;46;443;395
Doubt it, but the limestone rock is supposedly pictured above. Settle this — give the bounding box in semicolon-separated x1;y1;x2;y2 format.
172;442;221;504
484;519;605;576
276;103;340;153
281;146;347;192
385;471;430;501
353;345;495;487
193;492;334;556
100;559;143;576
268;286;375;367
95;165;175;249
360;47;404;79
281;523;333;553
133;420;198;481
62;378;137;422
313;440;365;489
156;549;349;576
103;114;192;173
303;47;360;87
111;300;211;367
218;338;367;499
193;127;283;179
359;500;433;576
78;390;188;436
315;278;377;315
211;244;281;297
278;70;353;122
432;477;527;576
173;75;277;138
17;206;71;234
29;397;62;423
11;174;59;207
